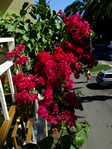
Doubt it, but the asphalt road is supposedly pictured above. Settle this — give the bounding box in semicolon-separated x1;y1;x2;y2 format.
75;75;112;149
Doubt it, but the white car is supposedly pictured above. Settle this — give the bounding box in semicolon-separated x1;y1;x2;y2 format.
96;69;112;86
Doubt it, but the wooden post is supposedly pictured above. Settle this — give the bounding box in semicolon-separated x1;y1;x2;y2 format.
7;68;15;102
0;79;9;120
45;120;48;137
0;106;16;147
12;118;20;149
26;119;33;144
7;37;15;102
8;38;15;51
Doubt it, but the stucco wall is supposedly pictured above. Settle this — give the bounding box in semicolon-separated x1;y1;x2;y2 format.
0;0;33;15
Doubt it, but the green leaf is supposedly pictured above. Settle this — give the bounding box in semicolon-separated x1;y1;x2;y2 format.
7;25;16;32
37;33;41;39
16;39;20;44
70;145;76;149
27;43;32;52
76;123;82;132
39;137;53;149
24;24;29;32
29;12;37;19
22;2;29;10
18;29;25;35
55;23;61;29
23;35;29;42
53;10;56;15
20;9;27;17
73;122;90;147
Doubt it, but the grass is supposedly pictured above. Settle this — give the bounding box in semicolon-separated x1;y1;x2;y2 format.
91;63;112;76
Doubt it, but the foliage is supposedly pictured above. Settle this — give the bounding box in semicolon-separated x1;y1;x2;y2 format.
3;2;96;148
72;121;90;148
38;121;90;149
0;2;65;57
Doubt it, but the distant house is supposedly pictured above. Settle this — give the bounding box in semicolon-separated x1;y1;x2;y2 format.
0;0;33;15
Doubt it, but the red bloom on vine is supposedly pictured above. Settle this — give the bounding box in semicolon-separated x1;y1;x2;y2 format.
16;55;29;65
37;51;52;64
75;47;84;55
15;44;25;56
38;105;49;119
44;86;53;100
35;76;45;86
63;41;74;50
6;51;15;60
65;53;76;64
54;47;63;53
47;115;58;125
13;73;36;91
58;111;77;127
64;14;92;40
10;12;95;129
75;63;82;70
13;72;24;85
53;103;59;113
65;79;73;90
16;90;37;103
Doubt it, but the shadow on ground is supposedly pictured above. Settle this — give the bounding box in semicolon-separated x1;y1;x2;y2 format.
86;83;112;90
80;95;112;102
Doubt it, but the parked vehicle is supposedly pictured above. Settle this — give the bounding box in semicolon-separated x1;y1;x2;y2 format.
96;69;112;85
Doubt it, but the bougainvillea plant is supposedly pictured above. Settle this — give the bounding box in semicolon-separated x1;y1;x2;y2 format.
6;9;96;149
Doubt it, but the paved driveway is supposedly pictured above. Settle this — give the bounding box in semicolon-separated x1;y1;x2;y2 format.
75;75;112;149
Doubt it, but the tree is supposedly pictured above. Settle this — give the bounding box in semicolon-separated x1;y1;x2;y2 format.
65;0;112;19
84;0;112;42
64;0;91;16
65;0;112;42
64;0;84;16
39;0;46;6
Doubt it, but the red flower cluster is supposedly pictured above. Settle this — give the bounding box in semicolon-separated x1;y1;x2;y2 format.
62;14;96;70
6;43;29;65
33;49;84;126
64;14;92;40
13;72;37;103
34;50;74;89
8;13;96;128
16;55;29;65
16;90;37;103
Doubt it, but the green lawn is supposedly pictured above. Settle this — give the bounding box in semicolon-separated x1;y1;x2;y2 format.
91;64;112;76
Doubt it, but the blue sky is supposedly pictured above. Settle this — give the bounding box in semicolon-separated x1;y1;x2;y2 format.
34;0;74;11
49;0;74;11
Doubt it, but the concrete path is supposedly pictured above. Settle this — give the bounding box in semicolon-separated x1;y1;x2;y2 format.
75;75;112;149
81;100;112;149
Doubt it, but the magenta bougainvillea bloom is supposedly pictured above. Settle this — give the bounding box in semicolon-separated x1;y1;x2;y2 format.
6;51;15;60
7;13;96;127
64;14;92;40
16;90;37;103
16;55;29;65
